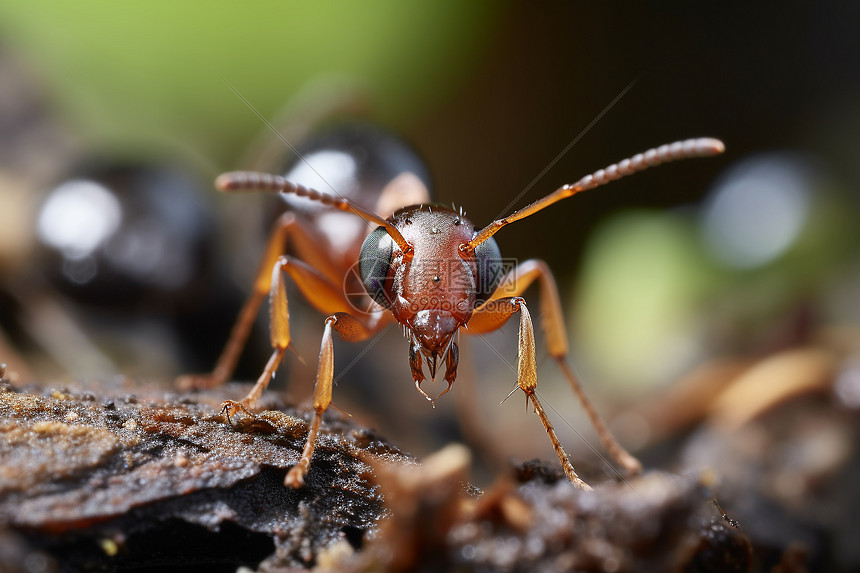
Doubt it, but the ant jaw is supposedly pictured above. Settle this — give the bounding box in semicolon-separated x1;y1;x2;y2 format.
408;332;458;406
434;379;454;401
414;378;436;408
409;310;459;363
419;331;458;381
406;311;461;402
411;356;453;407
425;351;439;379
416;344;445;381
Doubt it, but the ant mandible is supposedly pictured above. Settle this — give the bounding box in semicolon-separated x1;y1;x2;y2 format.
181;127;724;490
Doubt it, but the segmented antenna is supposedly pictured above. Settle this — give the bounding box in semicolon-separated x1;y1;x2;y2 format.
215;171;412;253
465;137;725;251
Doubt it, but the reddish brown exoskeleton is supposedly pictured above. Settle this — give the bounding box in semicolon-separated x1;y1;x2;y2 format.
183;128;724;489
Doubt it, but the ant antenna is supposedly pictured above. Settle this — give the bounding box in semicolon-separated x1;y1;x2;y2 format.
215;171;413;254
465;138;725;251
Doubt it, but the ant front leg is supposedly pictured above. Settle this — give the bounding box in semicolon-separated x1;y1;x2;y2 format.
284;312;379;488
221;254;355;419
179;211;341;390
472;260;642;476
469;296;591;490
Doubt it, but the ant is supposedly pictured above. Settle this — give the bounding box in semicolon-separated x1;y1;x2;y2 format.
181;126;724;489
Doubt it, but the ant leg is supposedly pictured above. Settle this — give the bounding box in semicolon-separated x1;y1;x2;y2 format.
178;212;341;390
221;255;356;417
472;260;642;475
285;312;378;488
284;316;335;488
469;296;591;489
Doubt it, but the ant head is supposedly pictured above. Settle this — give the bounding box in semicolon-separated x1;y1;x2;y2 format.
358;204;503;379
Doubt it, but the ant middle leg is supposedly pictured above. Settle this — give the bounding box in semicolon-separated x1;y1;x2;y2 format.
469;296;591;489
470;259;642;476
178;212;341;390
284;312;380;488
221;255;356;418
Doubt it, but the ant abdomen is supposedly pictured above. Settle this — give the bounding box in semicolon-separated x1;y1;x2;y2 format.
279;123;433;215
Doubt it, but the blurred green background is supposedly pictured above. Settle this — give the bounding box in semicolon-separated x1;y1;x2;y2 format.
0;1;496;165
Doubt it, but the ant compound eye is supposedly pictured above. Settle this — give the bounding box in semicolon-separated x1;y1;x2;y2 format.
359;226;394;308
473;237;503;306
